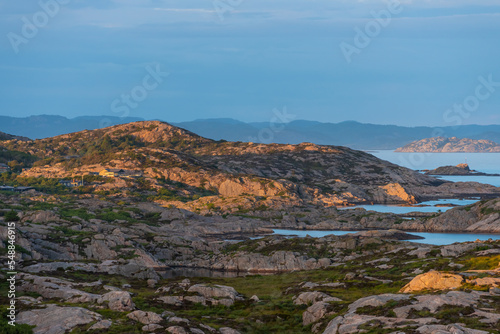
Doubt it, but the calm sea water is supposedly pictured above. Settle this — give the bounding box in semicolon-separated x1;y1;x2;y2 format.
272;229;500;246
346;151;500;213
436;175;500;187
371;150;500;174
339;198;478;214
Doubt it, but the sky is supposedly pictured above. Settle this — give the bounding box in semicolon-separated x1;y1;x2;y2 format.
0;0;499;127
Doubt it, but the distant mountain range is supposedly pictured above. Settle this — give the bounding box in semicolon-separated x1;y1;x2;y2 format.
0;115;143;140
396;137;500;153
1;115;500;150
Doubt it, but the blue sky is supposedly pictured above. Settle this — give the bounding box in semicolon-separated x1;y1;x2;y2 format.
1;0;499;126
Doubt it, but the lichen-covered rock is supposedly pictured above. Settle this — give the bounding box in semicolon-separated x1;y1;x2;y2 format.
158;296;184;306
326;313;435;334
89;320;112;330
166;326;188;334
394;291;482;318
468;277;500;287
303;302;332;326
219;327;242;334
322;316;343;334
126;310;162;324
187;284;243;300
98;291;135;311
142;324;164;332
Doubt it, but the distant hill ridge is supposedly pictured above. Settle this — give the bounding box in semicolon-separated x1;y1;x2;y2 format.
396;137;500;153
1;115;500;149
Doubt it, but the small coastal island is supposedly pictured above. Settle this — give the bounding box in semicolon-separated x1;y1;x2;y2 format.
396;136;500;153
424;163;500;176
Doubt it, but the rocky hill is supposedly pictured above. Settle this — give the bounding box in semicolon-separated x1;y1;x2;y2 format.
425;163;473;175
4;121;500;207
397;197;500;233
396;137;500;152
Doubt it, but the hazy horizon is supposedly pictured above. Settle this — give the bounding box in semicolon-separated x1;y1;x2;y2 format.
3;114;500;128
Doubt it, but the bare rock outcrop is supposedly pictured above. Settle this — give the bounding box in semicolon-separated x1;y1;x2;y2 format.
187;284;243;301
398;198;500;233
197;250;330;273
346;293;410;314
17;305;102;334
303;302;333;326
416;324;489;334
18;274;100;304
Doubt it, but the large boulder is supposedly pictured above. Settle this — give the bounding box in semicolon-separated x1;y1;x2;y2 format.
98;291;135;311
400;271;464;293
17;305;102;334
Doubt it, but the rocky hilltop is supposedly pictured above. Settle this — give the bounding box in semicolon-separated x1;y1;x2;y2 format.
396;137;500;153
3;121;500;209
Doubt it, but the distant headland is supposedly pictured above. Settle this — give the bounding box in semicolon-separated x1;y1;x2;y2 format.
396;137;500;153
